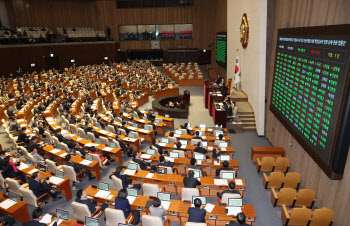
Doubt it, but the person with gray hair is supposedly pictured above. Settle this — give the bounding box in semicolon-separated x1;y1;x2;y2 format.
226;212;249;225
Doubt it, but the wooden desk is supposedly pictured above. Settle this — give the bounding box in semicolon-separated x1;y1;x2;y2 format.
165;133;231;146
153;88;179;100
43;145;102;181
46;218;77;226
0;192;30;224
208;93;224;116
156;116;175;130
176;126;228;136
178;78;206;86
141;154;239;177
251;147;285;162
20;165;73;202
204;82;220;109
84;186;255;225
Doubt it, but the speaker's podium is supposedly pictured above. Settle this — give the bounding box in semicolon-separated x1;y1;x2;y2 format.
204;82;220;108
213;103;227;128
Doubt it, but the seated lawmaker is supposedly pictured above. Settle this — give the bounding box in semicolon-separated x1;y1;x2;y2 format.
29;172;62;202
217;181;240;198
115;189;140;225
1;156;26;183
88;147;112;165
188;198;206;223
216;160;234;177
192;131;203;140
76;189;107;214
24;208;59;226
226;212;249;226
193;142;207;156
152;138;166;155
109;166;141;189
183;170;201;188
157;155;174;168
212;149;221;160
65;154;95;180
131;151;156;171
224;100;233;119
188;158;205;177
149;198;167;224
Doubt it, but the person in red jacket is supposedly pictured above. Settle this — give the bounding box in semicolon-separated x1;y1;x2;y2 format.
88;147;113;165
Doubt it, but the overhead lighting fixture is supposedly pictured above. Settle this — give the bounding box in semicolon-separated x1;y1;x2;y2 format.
203;49;207;52
30;63;35;67
104;57;108;60
71;59;75;63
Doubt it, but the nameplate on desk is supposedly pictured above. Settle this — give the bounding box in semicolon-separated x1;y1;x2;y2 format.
233;167;238;170
169;182;174;185
247;217;255;221
203;185;209;189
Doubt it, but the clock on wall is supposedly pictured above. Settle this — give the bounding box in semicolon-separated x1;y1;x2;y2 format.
240;13;249;49
151;40;160;49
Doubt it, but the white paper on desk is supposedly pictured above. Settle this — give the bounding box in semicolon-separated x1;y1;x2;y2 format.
49;122;55;125
103;147;113;152
124;169;136;175
50;149;60;154
61;130;68;135
141;154;151;159
0;199;16;209
84;143;94;147
25;129;30;133
21;125;28;128
28;169;39;175
59;153;68;158
189;127;193;130
123;113;129;116
80;160;93;166
208;147;213;151
39;214;52;224
162;201;171;210
128;126;137;130
235;179;243;186
159;143;166;147
50;219;63;226
164;157;174;163
138;119;145;123
76;137;83;141
138;129;148;133
95;190;111;199
174;134;180;138
180;145;186;149
197;160;202;165
49;176;65;185
226;207;242;216
17;163;29;170
123;138;130;141
146;173;154;178
18;119;25;122
201;136;206;139
207;128;213;131
130;138;137;142
204;203;215;213
214;161;221;165
214;179;228;186
127;196;136;204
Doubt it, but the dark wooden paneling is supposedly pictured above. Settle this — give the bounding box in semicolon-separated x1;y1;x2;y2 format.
0;42;117;75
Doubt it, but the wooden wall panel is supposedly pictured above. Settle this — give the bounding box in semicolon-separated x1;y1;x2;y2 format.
213;0;227;80
265;0;350;225
5;0;218;55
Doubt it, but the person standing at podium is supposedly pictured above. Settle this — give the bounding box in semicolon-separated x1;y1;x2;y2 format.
215;74;222;85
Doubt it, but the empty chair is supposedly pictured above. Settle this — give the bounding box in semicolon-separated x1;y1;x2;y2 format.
281;204;312;226
5;178;28;195
172;150;185;157
142;215;170;226
71;124;78;134
107;125;116;133
61;165;86;189
256;157;275;173
181;188;199;201
52;136;60;147
118;128;127;135
44;131;53;144
274;157;290;172
105;208;134;226
100;137;110;146
271;188;297;207
220;193;241;204
0;174;8;189
91;153;108;168
111;175;123;191
78;128;85;137
61;142;70;153
263;171;284;189
87;132;96;142
282;172;300;189
71;201;104;222
185;222;208;226
293;189;316;208
45;159;62;174
168;137;177;143
309;208;334;226
143;183;164;197
19;187;51;207
111;140;121;148
179;129;187;134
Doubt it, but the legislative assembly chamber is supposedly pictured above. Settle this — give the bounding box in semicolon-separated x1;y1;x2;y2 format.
0;0;349;225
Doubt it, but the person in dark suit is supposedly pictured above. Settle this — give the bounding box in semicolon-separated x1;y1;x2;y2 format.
131;151;152;170
153;138;166;155
227;212;249;226
215;74;222;85
64;154;95;180
37;103;45;112
212;149;221;160
24;208;59;226
188;158;205;177
180;123;190;134
192;131;203;140
193;142;207;157
73;141;86;156
216;161;234;177
188;198;206;223
120;121;130;135
97;116;105;128
115;189;140;225
157;155;174;168
0;151;6;171
109;166;141;189
224;101;233;119
16;99;22;111
221;82;228;97
29;172;62;202
17;127;30;146
183;170;201;188
75;189;107;214
31;117;40;128
217;181;240;199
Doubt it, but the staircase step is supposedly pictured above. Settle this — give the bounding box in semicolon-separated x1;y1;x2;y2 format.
241;118;255;122
242;126;256;131
242;122;256;126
